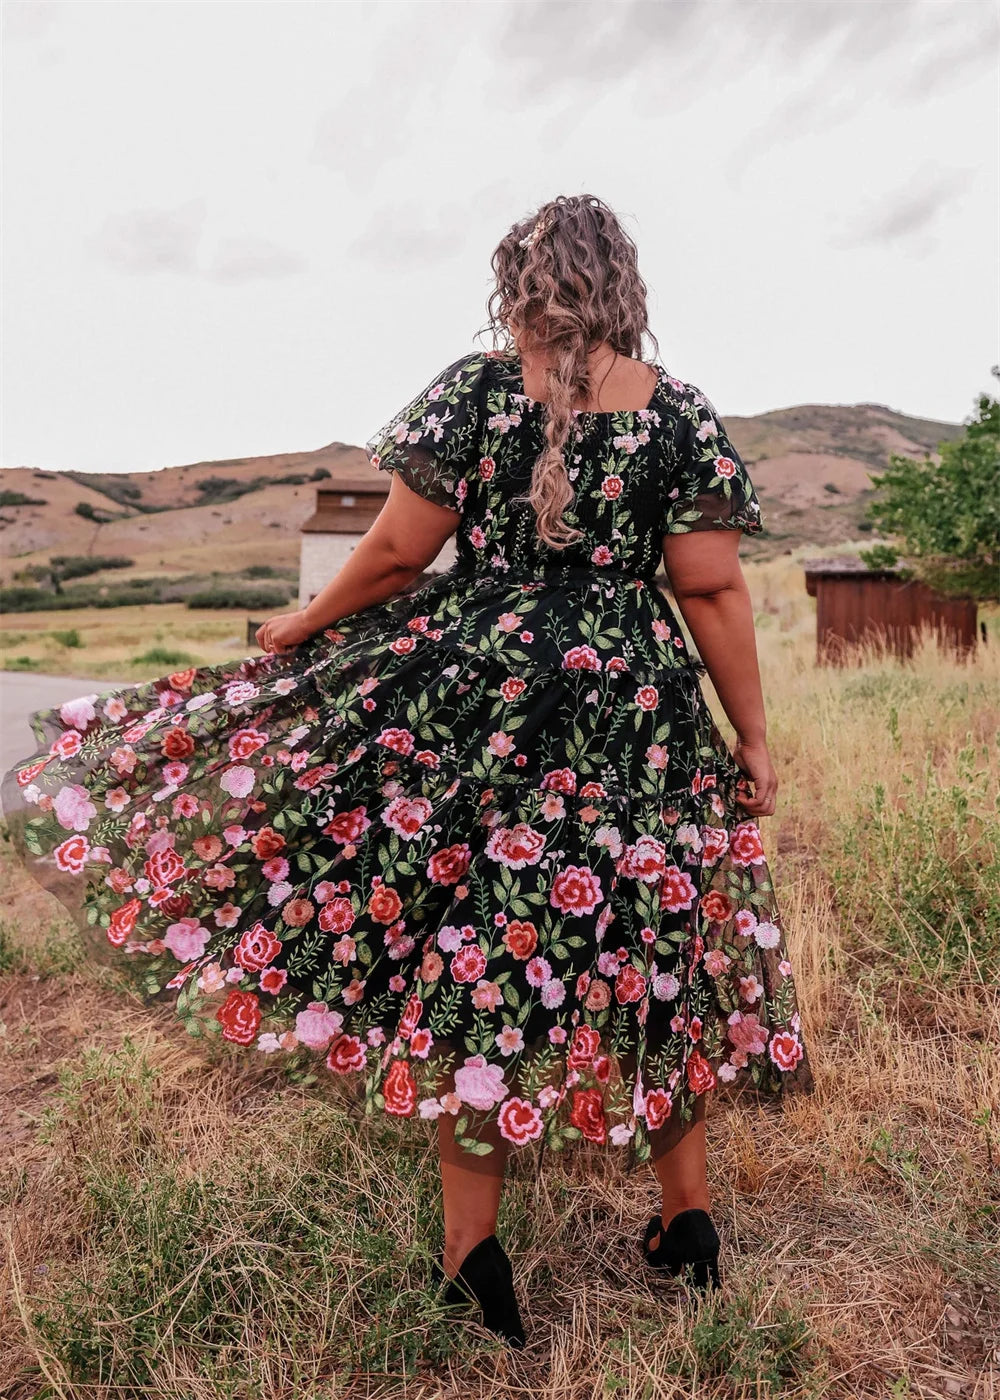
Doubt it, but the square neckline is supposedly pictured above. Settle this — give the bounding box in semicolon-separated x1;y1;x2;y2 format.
506;353;665;417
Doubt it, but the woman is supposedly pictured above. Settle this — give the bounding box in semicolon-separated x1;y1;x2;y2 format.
2;194;814;1351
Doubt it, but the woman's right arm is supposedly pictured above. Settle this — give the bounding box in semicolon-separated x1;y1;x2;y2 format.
661;529;777;817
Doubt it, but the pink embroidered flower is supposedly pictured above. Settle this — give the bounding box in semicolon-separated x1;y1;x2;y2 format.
454;1055;508;1110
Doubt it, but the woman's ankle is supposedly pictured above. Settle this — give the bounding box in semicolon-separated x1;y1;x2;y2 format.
661;1191;712;1221
443;1225;496;1277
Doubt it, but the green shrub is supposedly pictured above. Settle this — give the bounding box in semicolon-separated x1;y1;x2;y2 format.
5;654;41;670
193;475;263;504
1;577;179;612
311;466;331;480
831;733;1000;982
0;490;46;507
50;629;83;648
187;586;295;610
74;501;115;523
50;554;135;579
130;646;198;668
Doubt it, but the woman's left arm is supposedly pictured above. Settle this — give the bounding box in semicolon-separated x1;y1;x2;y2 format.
661;529;776;816
255;473;460;654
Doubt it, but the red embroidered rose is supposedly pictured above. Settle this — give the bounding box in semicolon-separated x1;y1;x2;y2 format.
17;758;51;786
399;994;423;1039
452;945;487;983
326;1034;368;1074
685;1049;717;1094
619;836;667;883
227;728;269;762
486;823;545;868
562;645;601;671
427;842;472;886
161;727;195;760
106;896;142;947
614;965;647;1004
550;865;603;916
159;892;192;919
318;898;355;933
768;1031;804;1072
498;1097;544;1145
659;866;697;913
503;920;537;959
730;821;765;867
567;1024;601;1070
167;668;197;691
233;922;282;971
369;885;403;923
383;1059;417;1116
634;685;659;711
215;989;262;1045
54;834;89;875
500;677;527;701
251;825;286;859
540;768;577;794
144;846;187;889
323;804;371;844
377;727;415;756
570;1088;607;1143
51;730;82;758
644;1088;672;1130
383;795;433;837
700;889;735;923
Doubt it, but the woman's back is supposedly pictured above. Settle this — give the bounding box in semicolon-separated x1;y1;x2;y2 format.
366;349;765;587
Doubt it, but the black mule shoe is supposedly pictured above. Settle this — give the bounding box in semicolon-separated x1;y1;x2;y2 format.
641;1208;721;1293
430;1234;527;1349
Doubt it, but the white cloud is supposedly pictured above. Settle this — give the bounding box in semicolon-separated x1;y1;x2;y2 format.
3;0;996;473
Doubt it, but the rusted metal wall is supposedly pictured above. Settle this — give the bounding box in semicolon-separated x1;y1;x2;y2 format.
810;575;978;664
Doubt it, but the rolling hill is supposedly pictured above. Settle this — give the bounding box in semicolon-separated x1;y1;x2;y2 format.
0;403;963;589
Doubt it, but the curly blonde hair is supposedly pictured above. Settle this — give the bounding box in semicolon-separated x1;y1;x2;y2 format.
482;194;660;549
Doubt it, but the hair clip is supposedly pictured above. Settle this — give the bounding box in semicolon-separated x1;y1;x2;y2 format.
518;211;555;250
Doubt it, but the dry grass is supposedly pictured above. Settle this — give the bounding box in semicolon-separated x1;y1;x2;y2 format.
1;552;998;1400
0;603;266;681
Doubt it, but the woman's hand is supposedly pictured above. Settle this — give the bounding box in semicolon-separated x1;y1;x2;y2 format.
255;609;315;656
731;736;778;817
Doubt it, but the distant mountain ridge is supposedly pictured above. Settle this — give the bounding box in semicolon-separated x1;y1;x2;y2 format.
0;402;963;584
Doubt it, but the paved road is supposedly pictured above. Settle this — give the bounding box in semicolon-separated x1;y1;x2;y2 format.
1;671;129;777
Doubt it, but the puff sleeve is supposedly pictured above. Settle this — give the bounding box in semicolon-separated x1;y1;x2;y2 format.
662;384;764;536
364;351;487;512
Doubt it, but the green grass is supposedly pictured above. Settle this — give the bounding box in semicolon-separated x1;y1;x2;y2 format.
830;729;1000;982
128;646;199;669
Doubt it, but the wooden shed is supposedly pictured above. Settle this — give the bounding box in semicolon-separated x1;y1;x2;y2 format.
803;554;978;665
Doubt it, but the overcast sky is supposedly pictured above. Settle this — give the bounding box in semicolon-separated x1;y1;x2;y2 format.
3;0;998;475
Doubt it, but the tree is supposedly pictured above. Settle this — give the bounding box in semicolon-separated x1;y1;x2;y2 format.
860;369;1000;601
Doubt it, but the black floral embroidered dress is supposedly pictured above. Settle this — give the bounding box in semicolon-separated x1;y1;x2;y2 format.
1;349;814;1161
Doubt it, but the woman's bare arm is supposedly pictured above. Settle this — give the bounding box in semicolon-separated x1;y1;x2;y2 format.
661;529;777;816
255;474;460;653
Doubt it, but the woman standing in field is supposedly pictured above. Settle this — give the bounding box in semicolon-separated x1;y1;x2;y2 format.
2;194;814;1350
